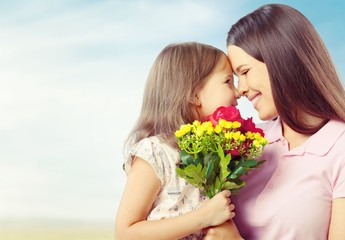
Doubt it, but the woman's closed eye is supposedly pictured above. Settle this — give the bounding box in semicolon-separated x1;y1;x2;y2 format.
240;69;249;76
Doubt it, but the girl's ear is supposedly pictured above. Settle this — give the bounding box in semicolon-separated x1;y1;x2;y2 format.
192;93;202;107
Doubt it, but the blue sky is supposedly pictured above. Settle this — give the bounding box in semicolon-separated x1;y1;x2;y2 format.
0;0;344;227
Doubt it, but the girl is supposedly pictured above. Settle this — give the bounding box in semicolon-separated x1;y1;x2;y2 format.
115;42;242;239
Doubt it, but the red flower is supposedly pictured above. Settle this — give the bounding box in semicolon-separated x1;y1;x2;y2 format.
242;117;265;136
207;106;244;126
207;106;265;137
227;149;240;157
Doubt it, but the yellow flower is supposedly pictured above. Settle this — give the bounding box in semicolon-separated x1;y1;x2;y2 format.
193;120;201;127
239;134;246;142
260;138;269;145
181;124;192;133
232;121;241;129
232;131;241;141
224;132;233;139
206;126;214;135
252;139;260;148
195;125;205;138
202;121;213;128
254;132;262;140
245;131;254;139
220;119;233;129
214;125;222;134
175;130;183;138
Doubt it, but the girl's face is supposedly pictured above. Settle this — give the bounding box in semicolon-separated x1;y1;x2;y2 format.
196;55;240;121
227;45;278;121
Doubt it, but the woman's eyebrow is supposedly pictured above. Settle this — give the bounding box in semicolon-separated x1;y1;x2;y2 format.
235;64;247;73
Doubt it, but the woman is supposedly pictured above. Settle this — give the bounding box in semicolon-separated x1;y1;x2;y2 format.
205;3;345;240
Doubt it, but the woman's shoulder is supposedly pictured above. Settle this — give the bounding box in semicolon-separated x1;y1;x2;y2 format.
313;119;345;142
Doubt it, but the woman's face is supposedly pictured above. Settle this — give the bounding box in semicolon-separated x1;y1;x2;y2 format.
196;55;240;121
227;45;278;121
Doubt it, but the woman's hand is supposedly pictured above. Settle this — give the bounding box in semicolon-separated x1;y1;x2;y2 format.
204;220;244;240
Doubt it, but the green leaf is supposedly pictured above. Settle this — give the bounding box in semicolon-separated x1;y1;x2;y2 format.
222;181;243;190
229;166;247;179
219;153;231;180
214;176;221;192
176;167;187;178
195;155;202;166
243;159;258;167
180;151;194;165
203;152;212;165
228;178;244;186
256;160;267;167
180;164;206;189
204;152;219;185
217;144;225;159
222;178;246;194
205;160;214;179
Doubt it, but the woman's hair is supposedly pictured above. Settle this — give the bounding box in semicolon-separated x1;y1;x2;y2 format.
125;42;226;152
227;4;345;134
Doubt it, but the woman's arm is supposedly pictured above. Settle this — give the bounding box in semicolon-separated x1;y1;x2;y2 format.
328;198;345;240
115;157;235;240
204;220;244;240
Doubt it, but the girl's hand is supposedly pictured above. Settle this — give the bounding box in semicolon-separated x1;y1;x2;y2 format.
199;190;235;227
204;220;244;240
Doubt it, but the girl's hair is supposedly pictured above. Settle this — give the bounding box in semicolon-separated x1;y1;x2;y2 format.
227;4;345;134
125;42;226;152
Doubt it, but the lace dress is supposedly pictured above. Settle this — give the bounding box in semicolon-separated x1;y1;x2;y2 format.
124;136;207;239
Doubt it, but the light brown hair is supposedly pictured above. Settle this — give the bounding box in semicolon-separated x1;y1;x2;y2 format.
125;42;227;151
227;4;345;134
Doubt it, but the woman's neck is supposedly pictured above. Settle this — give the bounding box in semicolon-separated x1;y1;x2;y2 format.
281;122;311;150
281;114;326;150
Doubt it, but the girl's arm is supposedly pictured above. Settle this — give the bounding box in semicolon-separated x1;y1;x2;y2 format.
115;157;235;240
328;198;345;240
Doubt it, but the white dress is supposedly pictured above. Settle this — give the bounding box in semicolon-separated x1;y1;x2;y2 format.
124;136;207;239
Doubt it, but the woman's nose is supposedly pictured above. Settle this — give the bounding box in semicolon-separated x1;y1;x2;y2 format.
237;78;249;97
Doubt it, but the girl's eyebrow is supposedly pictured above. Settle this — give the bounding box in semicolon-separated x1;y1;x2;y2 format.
224;74;234;82
226;74;233;78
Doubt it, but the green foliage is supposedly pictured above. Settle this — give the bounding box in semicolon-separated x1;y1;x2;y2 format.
175;115;268;198
176;146;265;198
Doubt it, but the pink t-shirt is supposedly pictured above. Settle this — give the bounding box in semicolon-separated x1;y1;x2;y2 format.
232;118;345;240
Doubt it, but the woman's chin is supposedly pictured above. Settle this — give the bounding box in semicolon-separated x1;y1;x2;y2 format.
258;111;278;121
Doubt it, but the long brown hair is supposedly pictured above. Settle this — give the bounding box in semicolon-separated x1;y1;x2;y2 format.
227;4;345;134
125;42;226;152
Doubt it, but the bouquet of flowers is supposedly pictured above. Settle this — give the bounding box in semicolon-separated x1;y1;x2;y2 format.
175;106;268;198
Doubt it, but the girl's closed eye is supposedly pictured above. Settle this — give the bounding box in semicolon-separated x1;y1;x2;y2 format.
225;79;235;87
